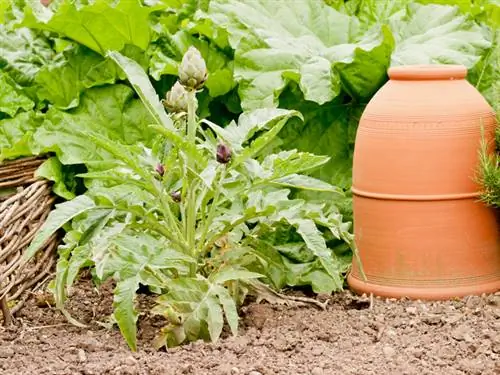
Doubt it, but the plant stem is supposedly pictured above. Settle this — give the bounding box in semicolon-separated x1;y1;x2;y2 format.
187;91;197;145
198;166;227;251
186;90;198;275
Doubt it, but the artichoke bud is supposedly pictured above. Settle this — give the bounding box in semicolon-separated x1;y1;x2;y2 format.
155;163;165;177
216;143;232;164
163;82;189;113
170;190;182;203
178;46;208;90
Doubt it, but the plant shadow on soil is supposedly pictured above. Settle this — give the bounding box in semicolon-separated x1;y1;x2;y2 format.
0;273;499;375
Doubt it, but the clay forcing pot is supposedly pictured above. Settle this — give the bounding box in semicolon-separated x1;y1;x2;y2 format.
348;65;500;300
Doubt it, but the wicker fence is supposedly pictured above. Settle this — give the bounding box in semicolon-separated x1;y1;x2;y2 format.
0;156;59;325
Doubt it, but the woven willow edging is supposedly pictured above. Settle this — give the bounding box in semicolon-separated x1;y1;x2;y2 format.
0;156;59;325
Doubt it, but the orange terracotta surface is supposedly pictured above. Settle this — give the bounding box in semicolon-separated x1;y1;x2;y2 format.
348;65;500;300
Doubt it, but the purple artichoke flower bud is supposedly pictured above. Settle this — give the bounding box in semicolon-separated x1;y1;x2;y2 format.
155;163;165;177
178;46;208;90
216;143;232;164
170;190;182;203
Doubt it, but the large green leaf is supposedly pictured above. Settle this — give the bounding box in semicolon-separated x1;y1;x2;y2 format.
0;25;54;86
35;45;120;109
416;0;500;22
21;0;152;55
0;111;42;161
202;0;392;109
279;86;361;190
468;23;499;112
33;84;157;164
351;0;408;28
0;72;34;116
389;3;491;67
35;156;77;200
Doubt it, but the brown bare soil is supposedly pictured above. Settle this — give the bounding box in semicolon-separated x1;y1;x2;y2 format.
0;276;499;375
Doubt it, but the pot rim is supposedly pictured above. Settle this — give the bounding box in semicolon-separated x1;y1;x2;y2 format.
388;64;467;81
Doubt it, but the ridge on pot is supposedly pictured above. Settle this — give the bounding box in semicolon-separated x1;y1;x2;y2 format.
348;64;500;300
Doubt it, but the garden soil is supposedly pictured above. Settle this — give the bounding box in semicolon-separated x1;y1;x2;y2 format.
0;277;499;375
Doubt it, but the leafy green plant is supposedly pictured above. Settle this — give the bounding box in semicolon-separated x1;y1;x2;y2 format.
25;47;353;350
477;122;500;208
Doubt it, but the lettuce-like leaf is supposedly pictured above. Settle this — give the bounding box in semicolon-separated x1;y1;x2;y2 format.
278;84;361;190
0;25;54;86
389;3;491;67
35;44;120;109
33;84;156;165
202;0;392;109
0;72;34;116
20;0;152;55
35;156;78;200
0;110;42;161
469;29;499;112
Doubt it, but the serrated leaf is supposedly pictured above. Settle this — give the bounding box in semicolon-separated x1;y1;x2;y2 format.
65;245;93;292
214;285;239;336
64;209;115;288
286;218;330;259
211;268;263;284
82;131;147;179
94;230;192;281
262;150;330;177
233;111;303;166
245;240;288;289
149;124;204;163
205;295;224;341
270;174;344;193
205;108;302;152
107;51;175;130
113;277;140;351
23;195;96;262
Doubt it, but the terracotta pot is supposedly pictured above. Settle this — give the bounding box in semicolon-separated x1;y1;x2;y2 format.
348;65;500;300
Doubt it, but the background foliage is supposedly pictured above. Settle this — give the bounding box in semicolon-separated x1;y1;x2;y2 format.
1;0;497;197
